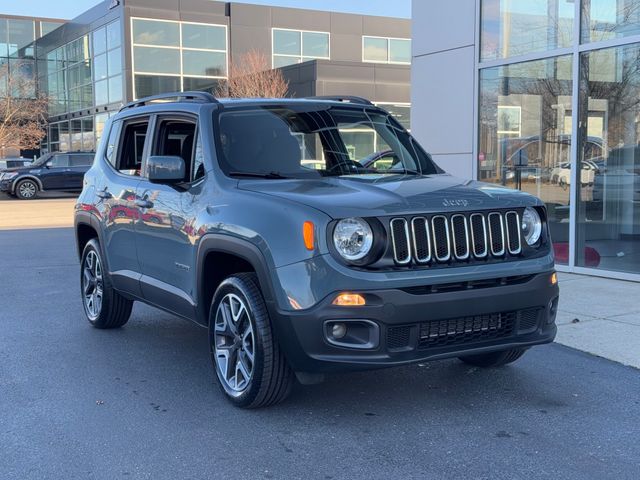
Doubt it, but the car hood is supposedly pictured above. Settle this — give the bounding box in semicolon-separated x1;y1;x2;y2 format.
0;165;37;173
238;173;542;218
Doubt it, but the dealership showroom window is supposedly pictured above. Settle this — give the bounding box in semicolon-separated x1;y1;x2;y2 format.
477;0;640;278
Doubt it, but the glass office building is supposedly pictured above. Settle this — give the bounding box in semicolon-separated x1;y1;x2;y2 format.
413;0;640;280
20;0;410;162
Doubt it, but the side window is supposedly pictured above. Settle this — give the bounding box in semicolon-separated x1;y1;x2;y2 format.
105;120;121;168
70;155;94;166
117;119;149;176
48;154;69;168
155;118;196;182
192;133;206;181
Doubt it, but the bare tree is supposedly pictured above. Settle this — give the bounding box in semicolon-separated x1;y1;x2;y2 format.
215;49;289;98
0;62;48;155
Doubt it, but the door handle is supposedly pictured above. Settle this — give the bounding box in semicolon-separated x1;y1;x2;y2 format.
135;199;154;209
96;188;112;199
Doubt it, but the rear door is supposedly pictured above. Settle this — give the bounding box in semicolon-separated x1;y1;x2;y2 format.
95;116;150;296
67;154;94;190
40;154;69;190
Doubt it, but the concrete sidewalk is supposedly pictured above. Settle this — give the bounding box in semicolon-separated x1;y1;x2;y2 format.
556;272;640;369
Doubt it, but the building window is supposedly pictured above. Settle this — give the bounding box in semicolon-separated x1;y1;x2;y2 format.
40;21;63;37
272;28;330;68
362;36;410;64
478;56;573;263
480;0;574;61
581;0;640;43
92;20;123;106
575;42;640;274
131;18;228;98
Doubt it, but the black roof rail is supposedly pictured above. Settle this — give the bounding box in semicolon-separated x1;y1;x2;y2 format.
306;95;374;106
119;91;220;112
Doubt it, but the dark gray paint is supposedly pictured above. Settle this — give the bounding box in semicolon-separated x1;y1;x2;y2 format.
1;227;638;480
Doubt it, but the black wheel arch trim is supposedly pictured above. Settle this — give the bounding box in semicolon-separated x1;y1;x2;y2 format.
195;234;280;326
12;175;43;193
74;210;109;272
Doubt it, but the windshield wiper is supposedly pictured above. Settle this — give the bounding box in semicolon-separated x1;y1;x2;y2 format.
229;171;289;179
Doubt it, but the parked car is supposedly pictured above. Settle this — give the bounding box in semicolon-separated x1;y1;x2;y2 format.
0;158;33;170
0;151;95;199
74;92;559;408
550;160;599;189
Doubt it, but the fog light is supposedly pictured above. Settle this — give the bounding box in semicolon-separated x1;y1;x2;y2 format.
332;293;366;306
550;272;558;285
331;323;347;339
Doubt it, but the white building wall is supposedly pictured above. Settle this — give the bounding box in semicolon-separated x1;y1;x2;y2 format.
411;0;477;179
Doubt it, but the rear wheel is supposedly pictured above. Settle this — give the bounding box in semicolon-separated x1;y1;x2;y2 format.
458;348;527;367
15;179;38;199
209;273;293;408
80;239;133;329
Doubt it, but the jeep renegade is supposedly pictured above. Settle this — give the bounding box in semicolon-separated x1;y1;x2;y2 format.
74;92;559;408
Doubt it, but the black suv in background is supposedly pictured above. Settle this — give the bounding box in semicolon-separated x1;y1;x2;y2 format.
0;152;95;199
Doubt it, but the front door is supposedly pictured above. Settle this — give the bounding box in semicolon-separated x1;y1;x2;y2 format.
66;154;94;190
40;154;69;190
95;117;150;296
135;115;200;318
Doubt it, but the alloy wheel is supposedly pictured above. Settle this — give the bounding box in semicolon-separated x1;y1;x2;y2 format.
82;250;103;320
214;293;255;395
18;181;37;198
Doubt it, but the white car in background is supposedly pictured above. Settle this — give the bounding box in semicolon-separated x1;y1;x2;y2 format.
551;160;599;189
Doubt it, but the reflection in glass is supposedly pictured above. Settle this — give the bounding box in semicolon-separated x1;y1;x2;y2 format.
481;0;574;60
95;79;108;106
479;55;573;263
576;43;640;274
183;77;222;92
107;47;122;76
93;53;107;80
132;19;180;46
93;27;107;56
7;19;35;56
106;21;121;50
133;46;180;74
273;55;299;68
108;75;122;103
582;0;640;43
363;37;388;62
181;23;226;50
302;32;329;58
273;29;301;56
135;74;180;98
182;50;226;76
41;21;63;37
389;39;411;63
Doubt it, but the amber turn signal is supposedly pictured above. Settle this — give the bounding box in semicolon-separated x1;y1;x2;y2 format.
303;221;315;251
332;293;366;306
550;272;558;285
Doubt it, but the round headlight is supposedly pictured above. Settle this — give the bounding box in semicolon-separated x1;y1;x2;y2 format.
333;218;373;262
522;207;542;246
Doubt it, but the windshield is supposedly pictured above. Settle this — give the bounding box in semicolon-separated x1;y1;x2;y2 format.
215;105;442;179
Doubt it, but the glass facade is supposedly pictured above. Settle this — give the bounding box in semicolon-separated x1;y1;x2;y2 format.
479;0;640;278
272;28;330;67
0;17;36;97
363;36;411;64
131;18;227;99
38;19;123;153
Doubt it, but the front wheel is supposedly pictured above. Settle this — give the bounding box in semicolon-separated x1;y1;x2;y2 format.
80;239;133;329
15;179;39;199
209;273;293;408
458;348;527;367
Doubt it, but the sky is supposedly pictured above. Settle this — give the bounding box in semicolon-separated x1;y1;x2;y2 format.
4;0;411;20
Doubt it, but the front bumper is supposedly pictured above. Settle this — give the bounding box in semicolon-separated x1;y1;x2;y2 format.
0;179;14;193
271;271;559;373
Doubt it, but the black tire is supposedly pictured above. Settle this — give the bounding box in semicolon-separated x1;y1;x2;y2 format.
80;238;133;329
458;348;527;368
209;273;293;408
15;179;39;199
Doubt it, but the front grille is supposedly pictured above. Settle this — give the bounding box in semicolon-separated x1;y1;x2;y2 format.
387;325;411;350
389;210;522;266
418;311;516;349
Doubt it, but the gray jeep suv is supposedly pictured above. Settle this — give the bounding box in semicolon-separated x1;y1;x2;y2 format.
74;92;559;408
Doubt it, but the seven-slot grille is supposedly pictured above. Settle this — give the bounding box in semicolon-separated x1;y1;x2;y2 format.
389;211;522;266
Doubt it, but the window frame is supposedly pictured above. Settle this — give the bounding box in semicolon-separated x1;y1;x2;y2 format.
362;35;411;65
271;27;331;68
102;115;152;178
146;113;206;186
130;17;229;100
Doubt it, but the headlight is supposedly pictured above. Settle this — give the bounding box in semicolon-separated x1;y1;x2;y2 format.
333;217;373;262
522;207;542;246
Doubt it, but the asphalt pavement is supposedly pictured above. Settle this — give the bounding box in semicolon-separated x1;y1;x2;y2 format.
1;226;639;480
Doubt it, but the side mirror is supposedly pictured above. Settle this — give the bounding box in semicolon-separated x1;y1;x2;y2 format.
147;156;185;184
